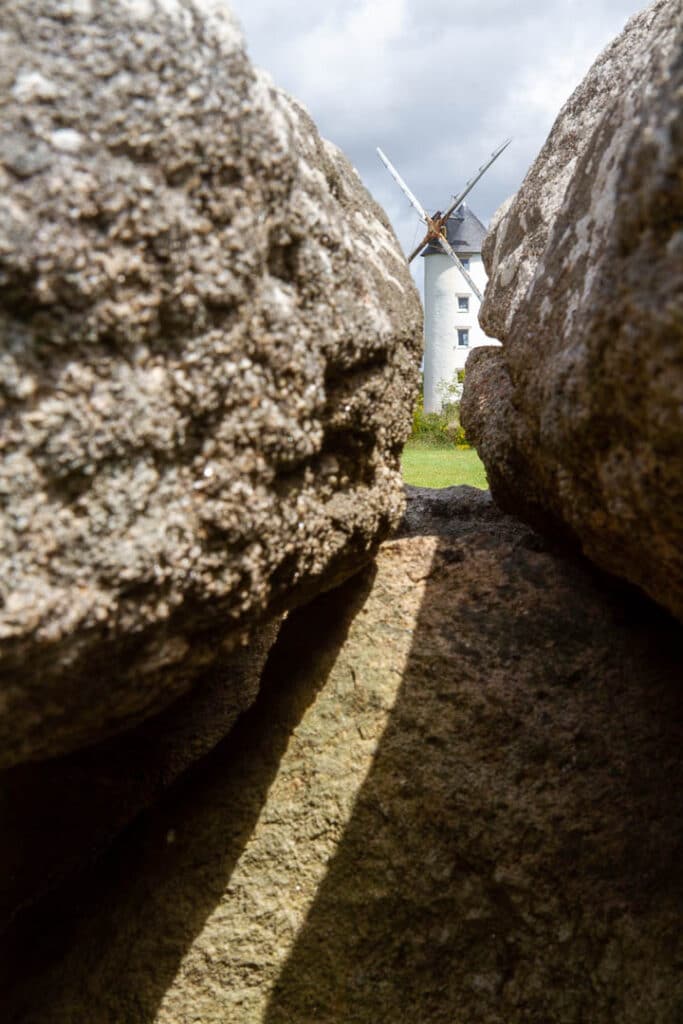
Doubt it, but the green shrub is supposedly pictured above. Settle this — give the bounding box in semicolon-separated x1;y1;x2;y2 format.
409;370;470;448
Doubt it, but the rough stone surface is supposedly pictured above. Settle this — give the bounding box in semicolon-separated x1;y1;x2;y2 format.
0;0;422;767
462;0;683;619
0;617;279;936
4;487;681;1023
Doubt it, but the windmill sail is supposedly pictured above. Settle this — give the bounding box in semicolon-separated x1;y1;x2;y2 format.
406;138;512;262
436;233;483;301
376;147;430;224
440;138;511;225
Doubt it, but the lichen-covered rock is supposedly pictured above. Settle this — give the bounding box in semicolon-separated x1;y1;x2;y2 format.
3;487;681;1023
0;0;422;767
462;0;683;619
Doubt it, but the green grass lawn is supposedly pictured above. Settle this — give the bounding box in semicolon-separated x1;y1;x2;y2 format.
400;442;489;490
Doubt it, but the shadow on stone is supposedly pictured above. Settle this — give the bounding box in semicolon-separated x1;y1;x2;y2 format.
2;565;376;1022
0;619;279;938
3;489;683;1022
262;493;683;1022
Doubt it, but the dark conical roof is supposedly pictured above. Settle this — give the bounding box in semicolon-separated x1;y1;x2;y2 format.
421;203;487;256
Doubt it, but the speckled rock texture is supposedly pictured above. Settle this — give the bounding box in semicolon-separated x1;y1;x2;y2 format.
462;0;683;619
0;617;279;936
4;487;681;1023
0;0;422;768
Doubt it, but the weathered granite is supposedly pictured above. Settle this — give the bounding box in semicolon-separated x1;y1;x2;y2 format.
462;0;683;619
0;0;422;768
4;487;681;1023
0;617;279;936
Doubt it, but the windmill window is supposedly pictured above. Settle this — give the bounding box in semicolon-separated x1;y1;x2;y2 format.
457;329;470;347
458;296;469;311
460;257;471;270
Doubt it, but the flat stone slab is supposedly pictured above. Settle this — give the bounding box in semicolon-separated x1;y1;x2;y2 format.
5;487;681;1023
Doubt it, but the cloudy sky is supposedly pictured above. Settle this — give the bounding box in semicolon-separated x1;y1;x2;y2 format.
229;0;646;291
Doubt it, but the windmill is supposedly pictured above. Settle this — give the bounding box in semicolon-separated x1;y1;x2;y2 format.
377;139;511;412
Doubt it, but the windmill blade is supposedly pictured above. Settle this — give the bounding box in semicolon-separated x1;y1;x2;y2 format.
441;137;512;224
408;230;433;263
436;234;484;302
376;147;430;224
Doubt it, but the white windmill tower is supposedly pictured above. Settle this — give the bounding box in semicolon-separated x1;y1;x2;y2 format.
377;140;510;413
